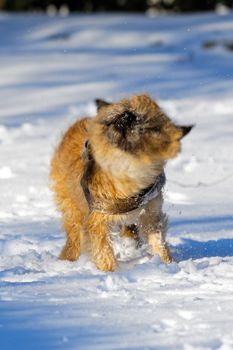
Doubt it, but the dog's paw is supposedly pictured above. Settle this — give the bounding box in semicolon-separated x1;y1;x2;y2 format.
149;242;173;264
59;240;80;262
157;245;173;264
94;252;117;272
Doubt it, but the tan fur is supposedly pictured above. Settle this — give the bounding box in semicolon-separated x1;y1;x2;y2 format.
50;94;192;271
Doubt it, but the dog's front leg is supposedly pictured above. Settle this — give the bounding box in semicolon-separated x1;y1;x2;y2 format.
59;212;82;262
147;227;172;264
139;199;172;264
86;212;117;272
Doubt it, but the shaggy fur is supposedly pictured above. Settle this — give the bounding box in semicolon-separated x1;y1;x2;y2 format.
50;94;193;272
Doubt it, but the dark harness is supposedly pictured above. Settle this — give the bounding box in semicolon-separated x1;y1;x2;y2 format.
81;141;166;215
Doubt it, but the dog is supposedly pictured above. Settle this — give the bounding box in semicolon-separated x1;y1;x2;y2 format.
50;94;193;272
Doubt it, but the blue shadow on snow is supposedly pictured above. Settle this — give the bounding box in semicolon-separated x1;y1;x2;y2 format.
170;215;233;261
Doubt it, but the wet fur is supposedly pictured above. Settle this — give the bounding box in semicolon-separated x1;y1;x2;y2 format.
50;94;193;271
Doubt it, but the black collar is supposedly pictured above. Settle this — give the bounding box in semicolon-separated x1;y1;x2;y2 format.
81;141;166;215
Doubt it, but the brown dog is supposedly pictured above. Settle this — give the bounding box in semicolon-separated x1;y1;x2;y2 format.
50;94;193;271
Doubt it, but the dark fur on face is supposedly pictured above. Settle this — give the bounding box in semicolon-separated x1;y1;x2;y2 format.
95;95;194;159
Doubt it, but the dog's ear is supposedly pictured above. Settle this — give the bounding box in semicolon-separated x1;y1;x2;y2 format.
95;99;111;111
179;125;194;138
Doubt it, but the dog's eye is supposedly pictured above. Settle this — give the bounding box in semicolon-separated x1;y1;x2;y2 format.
145;126;161;133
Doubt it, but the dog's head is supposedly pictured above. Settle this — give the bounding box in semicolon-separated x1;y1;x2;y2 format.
94;95;193;162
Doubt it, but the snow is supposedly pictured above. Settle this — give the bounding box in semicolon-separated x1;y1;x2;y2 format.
0;11;233;350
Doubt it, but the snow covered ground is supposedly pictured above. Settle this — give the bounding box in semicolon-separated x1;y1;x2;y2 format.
0;11;233;350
